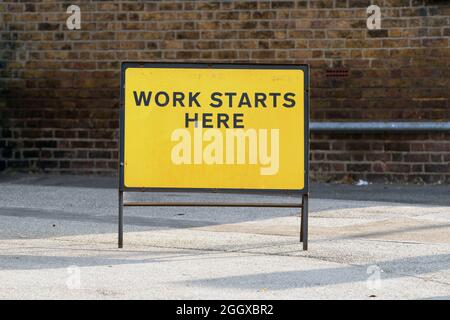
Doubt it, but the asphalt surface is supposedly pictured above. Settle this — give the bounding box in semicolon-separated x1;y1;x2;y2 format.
0;173;449;299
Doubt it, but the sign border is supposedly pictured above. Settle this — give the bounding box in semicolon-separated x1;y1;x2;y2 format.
119;62;309;193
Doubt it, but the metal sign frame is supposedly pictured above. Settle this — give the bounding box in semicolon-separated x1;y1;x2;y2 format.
118;62;310;250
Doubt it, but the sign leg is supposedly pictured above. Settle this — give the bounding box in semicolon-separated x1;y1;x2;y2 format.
301;194;308;251
118;190;123;248
300;195;304;243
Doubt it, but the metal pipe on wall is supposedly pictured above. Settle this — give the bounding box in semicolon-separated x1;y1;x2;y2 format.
310;122;450;133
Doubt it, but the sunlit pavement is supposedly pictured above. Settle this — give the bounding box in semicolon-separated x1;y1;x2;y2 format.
0;173;449;299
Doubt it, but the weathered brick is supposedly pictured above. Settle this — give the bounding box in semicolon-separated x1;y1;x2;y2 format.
0;0;448;183
38;23;59;31
347;163;371;172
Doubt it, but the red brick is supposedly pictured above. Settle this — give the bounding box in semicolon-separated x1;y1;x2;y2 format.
0;0;448;183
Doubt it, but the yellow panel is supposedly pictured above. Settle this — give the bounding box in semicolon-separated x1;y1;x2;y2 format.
123;66;306;190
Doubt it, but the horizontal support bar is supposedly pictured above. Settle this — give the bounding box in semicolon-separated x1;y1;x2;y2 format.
310;121;450;133
124;202;302;208
123;187;304;196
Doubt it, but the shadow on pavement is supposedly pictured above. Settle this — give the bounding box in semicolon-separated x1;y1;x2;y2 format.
174;253;450;290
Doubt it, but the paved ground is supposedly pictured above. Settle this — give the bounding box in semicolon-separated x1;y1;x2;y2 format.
0;173;449;299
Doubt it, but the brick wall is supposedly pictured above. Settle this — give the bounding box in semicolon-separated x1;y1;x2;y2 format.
0;0;449;183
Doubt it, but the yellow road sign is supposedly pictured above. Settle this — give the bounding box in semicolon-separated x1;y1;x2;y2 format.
120;63;309;191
